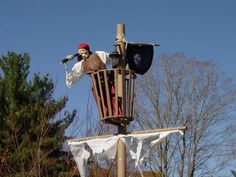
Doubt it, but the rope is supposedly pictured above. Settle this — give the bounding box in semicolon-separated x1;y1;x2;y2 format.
116;33;127;44
64;63;69;76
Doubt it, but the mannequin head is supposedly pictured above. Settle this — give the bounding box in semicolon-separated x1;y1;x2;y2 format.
77;43;91;59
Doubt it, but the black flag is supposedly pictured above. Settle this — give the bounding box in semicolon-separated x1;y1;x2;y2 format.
126;43;154;75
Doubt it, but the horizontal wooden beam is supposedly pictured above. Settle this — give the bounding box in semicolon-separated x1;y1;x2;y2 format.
67;126;187;142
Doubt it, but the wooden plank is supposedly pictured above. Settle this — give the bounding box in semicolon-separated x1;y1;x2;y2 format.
67;126;187;142
121;69;126;116
130;126;187;135
97;71;106;118
91;74;103;119
127;70;132;117
115;69;118;117
104;70;112;116
130;74;136;119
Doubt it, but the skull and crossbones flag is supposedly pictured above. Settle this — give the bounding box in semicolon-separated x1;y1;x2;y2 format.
126;43;155;75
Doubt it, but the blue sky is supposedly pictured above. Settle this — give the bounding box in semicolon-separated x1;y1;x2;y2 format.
1;0;236;117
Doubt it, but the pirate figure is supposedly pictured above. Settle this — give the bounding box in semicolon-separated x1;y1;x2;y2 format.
65;43;112;87
62;43;122;117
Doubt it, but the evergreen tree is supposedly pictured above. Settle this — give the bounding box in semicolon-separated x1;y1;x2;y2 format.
0;52;77;177
232;170;236;177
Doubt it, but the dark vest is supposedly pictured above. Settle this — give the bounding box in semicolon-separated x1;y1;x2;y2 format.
82;53;107;75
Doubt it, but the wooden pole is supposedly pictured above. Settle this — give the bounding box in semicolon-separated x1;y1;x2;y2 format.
117;125;126;177
116;24;126;68
116;23;126;177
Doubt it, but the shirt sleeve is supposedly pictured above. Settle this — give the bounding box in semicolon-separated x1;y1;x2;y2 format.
66;61;85;88
95;51;112;65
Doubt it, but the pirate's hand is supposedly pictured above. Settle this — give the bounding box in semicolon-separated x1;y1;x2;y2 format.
66;55;74;59
66;73;73;87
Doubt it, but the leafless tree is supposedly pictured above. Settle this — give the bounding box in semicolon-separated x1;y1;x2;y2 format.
133;53;236;177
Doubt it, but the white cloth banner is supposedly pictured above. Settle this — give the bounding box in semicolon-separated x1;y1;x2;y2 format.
68;130;183;177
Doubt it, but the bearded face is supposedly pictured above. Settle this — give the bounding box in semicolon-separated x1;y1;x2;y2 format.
78;48;90;59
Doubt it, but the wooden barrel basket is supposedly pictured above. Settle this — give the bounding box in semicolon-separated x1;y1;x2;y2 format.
90;68;136;126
